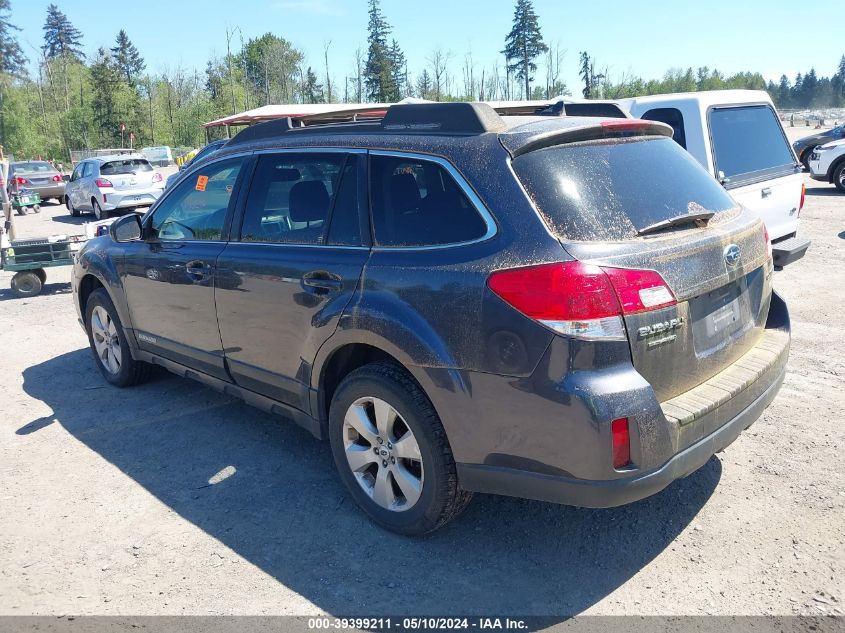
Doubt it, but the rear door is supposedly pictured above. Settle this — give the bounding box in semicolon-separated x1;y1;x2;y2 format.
708;104;803;241
214;150;369;411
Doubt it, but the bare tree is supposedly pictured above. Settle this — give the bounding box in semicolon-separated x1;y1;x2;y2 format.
324;41;333;103
427;47;451;101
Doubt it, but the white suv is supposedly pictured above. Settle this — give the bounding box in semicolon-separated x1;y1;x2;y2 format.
65;154;165;220
808;139;845;192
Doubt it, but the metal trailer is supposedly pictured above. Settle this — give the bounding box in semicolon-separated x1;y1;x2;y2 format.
1;235;85;297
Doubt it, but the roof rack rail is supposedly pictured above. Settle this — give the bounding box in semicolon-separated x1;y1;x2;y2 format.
227;102;507;146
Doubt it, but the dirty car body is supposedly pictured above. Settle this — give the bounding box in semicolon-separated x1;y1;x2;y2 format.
71;103;790;534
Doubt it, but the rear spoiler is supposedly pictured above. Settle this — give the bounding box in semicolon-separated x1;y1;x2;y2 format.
508;120;674;158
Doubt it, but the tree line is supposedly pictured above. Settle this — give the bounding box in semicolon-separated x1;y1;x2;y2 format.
1;0;843;162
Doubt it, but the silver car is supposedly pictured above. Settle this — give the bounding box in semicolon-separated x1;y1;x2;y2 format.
65;154;165;219
7;161;67;203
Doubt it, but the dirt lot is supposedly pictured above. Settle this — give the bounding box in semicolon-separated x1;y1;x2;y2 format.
0;162;843;617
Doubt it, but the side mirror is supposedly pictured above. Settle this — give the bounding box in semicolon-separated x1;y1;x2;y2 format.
109;214;142;242
62;174;70;182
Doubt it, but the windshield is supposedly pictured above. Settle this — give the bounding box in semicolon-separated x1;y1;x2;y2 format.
100;159;153;175
512;136;737;241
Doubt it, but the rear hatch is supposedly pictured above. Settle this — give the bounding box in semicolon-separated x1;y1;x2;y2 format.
100;158;157;191
510;131;772;401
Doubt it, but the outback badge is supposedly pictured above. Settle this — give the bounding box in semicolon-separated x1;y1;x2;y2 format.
638;317;684;348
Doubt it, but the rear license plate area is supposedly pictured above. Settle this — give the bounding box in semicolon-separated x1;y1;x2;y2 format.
689;270;762;357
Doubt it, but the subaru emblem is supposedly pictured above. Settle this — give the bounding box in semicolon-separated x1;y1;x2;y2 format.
724;244;741;267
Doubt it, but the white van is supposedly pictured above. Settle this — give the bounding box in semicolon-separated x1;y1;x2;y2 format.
618;90;809;267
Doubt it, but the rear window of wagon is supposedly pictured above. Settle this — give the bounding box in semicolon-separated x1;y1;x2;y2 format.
511;136;737;241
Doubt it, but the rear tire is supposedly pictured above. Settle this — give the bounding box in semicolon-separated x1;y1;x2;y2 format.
11;271;43;297
834;162;845;193
33;268;47;284
328;362;472;535
92;199;105;220
85;288;152;387
33;204;41;213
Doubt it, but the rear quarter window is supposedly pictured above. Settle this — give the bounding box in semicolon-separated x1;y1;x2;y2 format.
709;105;796;185
512;136;737;242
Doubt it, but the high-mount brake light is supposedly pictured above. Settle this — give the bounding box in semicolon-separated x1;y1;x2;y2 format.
487;261;676;341
95;178;113;188
599;120;651;132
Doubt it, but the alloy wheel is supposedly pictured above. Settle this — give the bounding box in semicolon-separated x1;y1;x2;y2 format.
342;396;424;512
90;305;122;375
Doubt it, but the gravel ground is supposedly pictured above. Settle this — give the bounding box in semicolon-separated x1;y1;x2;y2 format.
0;162;843;618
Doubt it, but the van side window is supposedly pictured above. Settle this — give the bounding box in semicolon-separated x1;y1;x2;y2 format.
641;108;687;149
369;155;487;247
239;153;347;245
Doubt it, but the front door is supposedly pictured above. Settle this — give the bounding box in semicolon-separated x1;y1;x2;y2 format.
215;151;369;411
119;156;249;380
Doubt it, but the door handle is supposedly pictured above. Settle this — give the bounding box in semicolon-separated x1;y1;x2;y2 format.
761;187;772;198
302;271;343;292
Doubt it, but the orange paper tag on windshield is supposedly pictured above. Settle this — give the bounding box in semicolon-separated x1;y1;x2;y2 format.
195;175;208;191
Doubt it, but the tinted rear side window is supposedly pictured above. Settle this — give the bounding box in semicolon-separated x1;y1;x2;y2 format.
641;108;687;149
101;159;153;175
709;105;795;182
370;154;487;247
512;136;736;241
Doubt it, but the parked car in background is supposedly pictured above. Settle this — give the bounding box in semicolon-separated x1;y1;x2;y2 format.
73;103;790;535
808;139;845;192
6;161;67;203
165;139;229;189
619;90;810;268
140;146;174;167
65;154;164;220
792;123;845;169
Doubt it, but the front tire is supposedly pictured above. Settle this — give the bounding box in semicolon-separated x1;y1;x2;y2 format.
67;197;80;217
834;162;845;193
328;362;472;535
801;150;812;171
85;288;151;387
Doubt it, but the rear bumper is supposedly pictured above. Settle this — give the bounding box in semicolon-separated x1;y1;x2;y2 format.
458;362;785;507
101;188;163;210
456;292;790;508
772;234;810;268
26;184;65;199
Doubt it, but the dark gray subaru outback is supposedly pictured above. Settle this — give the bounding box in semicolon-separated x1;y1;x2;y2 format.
72;103;790;535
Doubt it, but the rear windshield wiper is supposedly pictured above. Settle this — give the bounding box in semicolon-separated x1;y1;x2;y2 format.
636;211;715;237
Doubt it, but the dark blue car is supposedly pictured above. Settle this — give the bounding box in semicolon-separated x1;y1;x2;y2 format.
72;103;790;534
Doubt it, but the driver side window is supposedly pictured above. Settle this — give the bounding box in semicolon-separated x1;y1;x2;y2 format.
149;157;244;241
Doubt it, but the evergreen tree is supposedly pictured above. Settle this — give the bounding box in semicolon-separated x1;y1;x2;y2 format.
42;4;84;61
302;66;324;104
416;69;432;100
502;0;547;99
388;39;406;100
364;0;396;102
111;30;145;85
89;47;122;144
0;0;27;75
579;51;592;98
777;74;791;108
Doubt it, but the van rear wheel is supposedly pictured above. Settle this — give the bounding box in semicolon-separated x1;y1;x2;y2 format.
328;362;472;535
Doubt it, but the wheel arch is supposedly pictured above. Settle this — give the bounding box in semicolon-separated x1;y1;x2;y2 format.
828;154;845;183
77;274;106;323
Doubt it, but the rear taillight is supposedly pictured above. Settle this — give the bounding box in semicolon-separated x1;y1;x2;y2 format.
799;183;805;215
52;174;62;182
764;226;773;262
15;177;28;185
487;261;676;340
152;172;162;183
611;417;631;469
95;178;113;188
